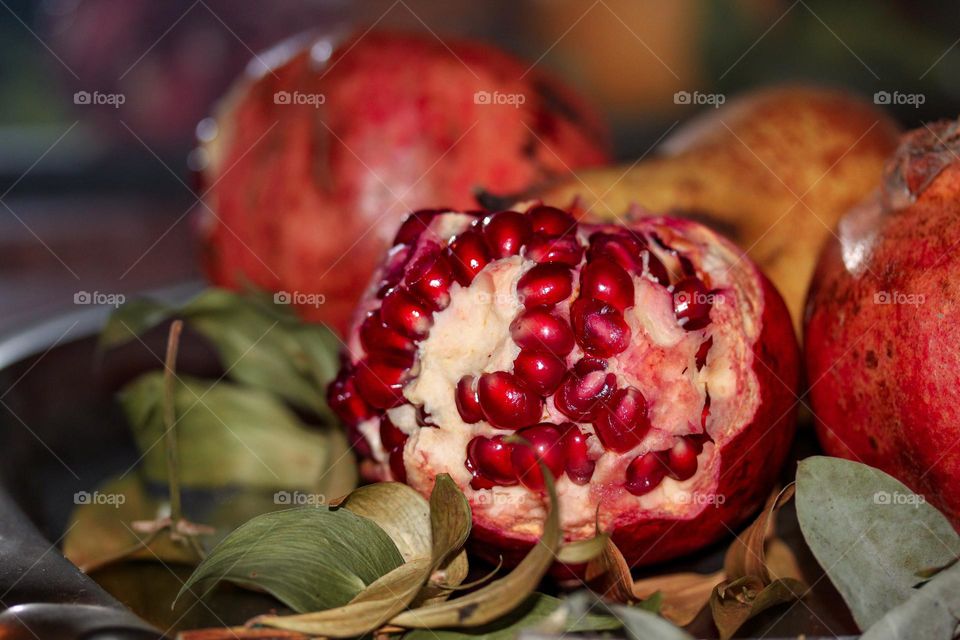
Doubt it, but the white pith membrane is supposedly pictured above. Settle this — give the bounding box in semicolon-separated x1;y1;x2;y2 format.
347;209;763;543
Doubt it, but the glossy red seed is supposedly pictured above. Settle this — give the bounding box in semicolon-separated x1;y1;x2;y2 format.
354;355;412;409
588;233;642;272
625;451;669;496
379;415;408;450
446;229;491;286
393;208;443;245
570;298;631;357
580;256;635;311
346;424;373;458
389;446;407;482
513;350;566;395
554;367;618;421
517;263;573;308
482;210;532;258
377;244;412;298
512;423;566;491
644;250;671;286
327;369;375;426
509;307;575;356
528;205;577;237
359;311;416;357
666;437;699;481
559;422;595;484
466;436;517;485
673;277;713;330
455;375;484;424
593;387;651;453
381;287;433;339
477;371;544;429
524;234;584;266
406;247;453;311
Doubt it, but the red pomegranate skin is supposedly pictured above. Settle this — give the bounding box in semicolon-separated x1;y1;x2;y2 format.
806;120;960;528
198;31;610;333
331;203;799;569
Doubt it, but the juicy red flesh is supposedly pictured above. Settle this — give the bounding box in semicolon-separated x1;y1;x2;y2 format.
381;287;433;339
406;246;453;311
524;234;584;266
559;422;595;484
327;369;374;426
380;415;408;450
580;256;635;311
517;263;573;308
592;387;651;453
513;350;566;395
393;209;442;246
455;375;484;424
666;437;700;481
570;298;631;357
510;307;575;356
528;205;576;237
354;355;413;409
673;277;713;331
360;311;416;357
625;451;669;496
447;229;491;286
554;365;618;421
477;371;544;429
512;423;565;491
482;210;532;258
467;436;517;487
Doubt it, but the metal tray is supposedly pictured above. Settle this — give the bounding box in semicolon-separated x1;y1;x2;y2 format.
0;284;860;639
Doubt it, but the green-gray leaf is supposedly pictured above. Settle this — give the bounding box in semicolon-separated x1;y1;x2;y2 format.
120;372;356;491
796;456;960;630
860;560;960;640
176;507;404;612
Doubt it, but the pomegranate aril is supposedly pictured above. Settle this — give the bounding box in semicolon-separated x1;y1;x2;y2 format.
573;356;607;376
580;256;635;311
482;210;532;258
446;229;491;286
354;355;412;409
517;263;573;308
625;451;670;496
406;247;453;311
554;367;618;421
393;209;443;245
673;277;713;330
381;287;433;339
665;437;699;481
524;234;584;266
513;350;566;395
559;422;595;484
377;245;412;298
455;375;484;424
512;423;565;491
528;205;577;237
359;311;416;357
327;369;375;426
644;251;670;286
380;415;408;450
388;446;407;482
588;233;641;272
570;298;631;357
477;371;544;429
347;424;373;458
509;307;575;356
467;436;516;485
593;387;651;453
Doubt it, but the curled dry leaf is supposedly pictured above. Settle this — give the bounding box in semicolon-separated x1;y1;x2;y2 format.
585;537;722;626
555;531;611;565
709;485;806;640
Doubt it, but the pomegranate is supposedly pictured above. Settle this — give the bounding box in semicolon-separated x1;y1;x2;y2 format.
806;120;960;528
198;31;610;333
330;203;799;567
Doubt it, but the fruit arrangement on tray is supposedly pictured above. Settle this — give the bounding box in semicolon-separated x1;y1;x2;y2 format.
65;29;960;640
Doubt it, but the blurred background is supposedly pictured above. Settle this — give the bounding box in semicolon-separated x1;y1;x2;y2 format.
1;0;959;331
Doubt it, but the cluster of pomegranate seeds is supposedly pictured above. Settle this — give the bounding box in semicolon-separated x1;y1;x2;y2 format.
329;205;720;498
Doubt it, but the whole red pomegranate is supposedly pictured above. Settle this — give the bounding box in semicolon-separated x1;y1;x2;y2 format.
198;31;610;333
328;202;799;567
806;120;960;528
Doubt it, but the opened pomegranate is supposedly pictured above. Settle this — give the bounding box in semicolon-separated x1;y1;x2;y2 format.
806;119;960;529
329;203;799;567
198;31;609;333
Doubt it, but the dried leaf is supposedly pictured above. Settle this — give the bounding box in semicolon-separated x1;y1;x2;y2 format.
339;482;432;561
388;470;562;628
175;507;404;612
796;456;960;630
723;485;795;582
559;591;690;640
709;576;806;640
555;532;610;564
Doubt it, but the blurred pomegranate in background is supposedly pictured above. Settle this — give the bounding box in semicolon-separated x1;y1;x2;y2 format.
197;31;610;332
